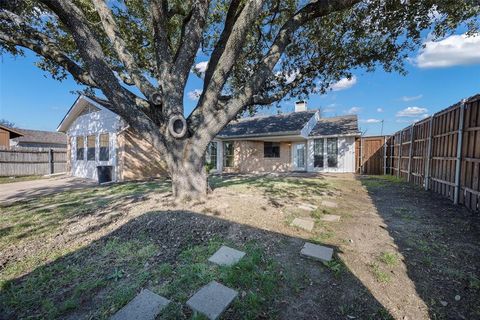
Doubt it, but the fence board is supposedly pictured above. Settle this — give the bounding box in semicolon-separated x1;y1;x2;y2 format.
0;147;67;176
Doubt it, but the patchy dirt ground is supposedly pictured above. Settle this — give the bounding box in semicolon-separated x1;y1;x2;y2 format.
0;174;479;319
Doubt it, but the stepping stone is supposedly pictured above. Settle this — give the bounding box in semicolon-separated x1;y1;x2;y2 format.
298;203;318;211
291;218;315;232
321;200;338;208
208;245;246;266
319;214;341;222
110;289;170;320
300;242;333;262
186;281;238;320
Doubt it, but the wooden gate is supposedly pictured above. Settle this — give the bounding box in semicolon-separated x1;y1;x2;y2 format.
360;136;386;175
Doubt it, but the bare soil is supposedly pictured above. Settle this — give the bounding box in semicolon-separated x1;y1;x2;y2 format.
1;173;479;319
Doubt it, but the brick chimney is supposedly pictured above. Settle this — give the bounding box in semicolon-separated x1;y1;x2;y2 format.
295;100;307;112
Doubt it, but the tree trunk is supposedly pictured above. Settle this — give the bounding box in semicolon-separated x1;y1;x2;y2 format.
170;159;208;202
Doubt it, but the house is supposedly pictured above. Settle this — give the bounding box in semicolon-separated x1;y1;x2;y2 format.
10;128;67;149
58;96;360;181
0;125;24;149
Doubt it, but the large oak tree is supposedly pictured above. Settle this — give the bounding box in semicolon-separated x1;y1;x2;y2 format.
1;0;478;200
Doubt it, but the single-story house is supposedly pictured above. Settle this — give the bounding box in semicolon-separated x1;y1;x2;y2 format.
0;125;24;149
10;129;67;149
57;96;360;181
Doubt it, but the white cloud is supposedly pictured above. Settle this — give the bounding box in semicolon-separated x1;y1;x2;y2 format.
376;108;384;113
396;106;428;117
401;94;423;102
346;107;361;114
187;89;202;101
330;76;357;91
193;61;208;74
415;33;480;68
361;118;382;123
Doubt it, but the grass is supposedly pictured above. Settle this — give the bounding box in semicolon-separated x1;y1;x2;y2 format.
0;175;44;184
379;252;399;266
370;262;391;283
361;175;404;189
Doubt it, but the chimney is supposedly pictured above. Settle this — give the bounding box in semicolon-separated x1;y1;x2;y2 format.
295;100;307;112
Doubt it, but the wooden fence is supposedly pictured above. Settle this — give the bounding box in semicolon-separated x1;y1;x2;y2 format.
0;147;67;176
363;94;480;213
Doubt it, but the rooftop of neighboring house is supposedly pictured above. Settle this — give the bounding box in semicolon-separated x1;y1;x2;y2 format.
11;128;67;145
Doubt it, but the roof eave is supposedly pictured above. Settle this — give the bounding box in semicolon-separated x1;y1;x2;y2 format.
216;130;301;140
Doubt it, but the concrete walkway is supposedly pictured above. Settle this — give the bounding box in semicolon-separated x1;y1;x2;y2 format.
0;176;95;204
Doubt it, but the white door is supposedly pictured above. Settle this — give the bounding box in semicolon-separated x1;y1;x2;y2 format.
292;142;306;171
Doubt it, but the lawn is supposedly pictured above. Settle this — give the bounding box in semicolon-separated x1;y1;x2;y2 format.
0;175;44;184
1;174;479;319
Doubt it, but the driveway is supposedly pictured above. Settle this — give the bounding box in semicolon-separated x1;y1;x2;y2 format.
0;175;96;204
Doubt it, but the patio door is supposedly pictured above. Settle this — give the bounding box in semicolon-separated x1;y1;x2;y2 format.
292;142;306;171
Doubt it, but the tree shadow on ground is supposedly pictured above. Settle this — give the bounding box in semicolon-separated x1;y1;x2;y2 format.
360;175;480;320
1;210;393;320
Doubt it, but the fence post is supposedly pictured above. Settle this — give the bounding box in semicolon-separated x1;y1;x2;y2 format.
383;136;387;175
407;125;414;182
390;137;394;176
454;100;466;205
360;137;363;174
49;149;54;174
397;130;403;178
424;116;434;190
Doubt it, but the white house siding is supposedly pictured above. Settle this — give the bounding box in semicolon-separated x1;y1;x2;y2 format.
306;136;356;173
68;108;123;181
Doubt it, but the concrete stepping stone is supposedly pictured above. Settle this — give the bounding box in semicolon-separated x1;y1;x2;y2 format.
300;242;333;262
298;203;318;211
291;217;315;232
208;245;246;266
321;200;338;208
186;281;238;320
110;289;170;320
319;214;341;222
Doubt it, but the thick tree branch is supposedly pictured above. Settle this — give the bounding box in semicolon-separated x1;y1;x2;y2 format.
150;0;173;84
92;0;157;100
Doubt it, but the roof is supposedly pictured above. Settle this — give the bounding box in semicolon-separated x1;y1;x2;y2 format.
12;128;67;145
57;95;104;132
0;125;24;139
217;110;317;138
309;114;359;137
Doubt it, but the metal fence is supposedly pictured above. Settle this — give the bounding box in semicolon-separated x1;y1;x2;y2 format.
0;147;67;176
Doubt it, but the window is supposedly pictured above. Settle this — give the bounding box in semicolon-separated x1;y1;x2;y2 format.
205;142;217;169
223;141;234;167
314;139;324;168
87;135;96;161
99;133;109;161
76;136;84;160
264;142;280;158
327;138;338;167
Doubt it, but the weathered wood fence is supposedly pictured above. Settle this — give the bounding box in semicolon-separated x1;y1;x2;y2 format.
375;94;480;213
0;147;67;176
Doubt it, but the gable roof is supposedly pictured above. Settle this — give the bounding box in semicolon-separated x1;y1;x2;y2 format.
0;125;24;139
309;114;359;137
11;128;66;145
217;110;317;139
57;95;106;132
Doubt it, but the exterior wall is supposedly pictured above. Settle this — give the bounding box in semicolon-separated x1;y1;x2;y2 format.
117;128;168;181
67;107;123;181
0;129;10;149
221;140;292;173
306;136;356;173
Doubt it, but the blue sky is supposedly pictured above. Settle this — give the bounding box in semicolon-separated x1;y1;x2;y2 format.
1;33;479;135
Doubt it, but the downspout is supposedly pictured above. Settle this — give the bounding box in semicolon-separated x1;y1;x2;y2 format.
453;99;467;205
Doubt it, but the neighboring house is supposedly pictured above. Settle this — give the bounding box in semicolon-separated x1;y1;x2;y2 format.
0;125;24;149
58;96;360;181
10;129;67;149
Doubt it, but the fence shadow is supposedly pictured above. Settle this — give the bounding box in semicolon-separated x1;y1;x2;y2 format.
359;175;480;319
1;210;393;320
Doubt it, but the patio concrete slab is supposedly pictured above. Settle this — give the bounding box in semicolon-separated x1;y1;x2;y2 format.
319;214;341;222
186;281;238;320
208;245;245;266
291;218;315;232
321;200;338;208
110;289;170;320
298;203;318;211
300;242;333;262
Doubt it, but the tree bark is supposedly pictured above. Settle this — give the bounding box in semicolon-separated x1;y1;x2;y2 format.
170;158;208;201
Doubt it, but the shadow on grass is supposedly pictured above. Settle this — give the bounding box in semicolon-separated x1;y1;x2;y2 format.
359;175;480;319
1;210;393;320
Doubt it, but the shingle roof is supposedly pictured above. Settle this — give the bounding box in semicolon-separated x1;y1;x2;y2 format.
309;115;359;136
12;129;67;145
217;110;317;138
